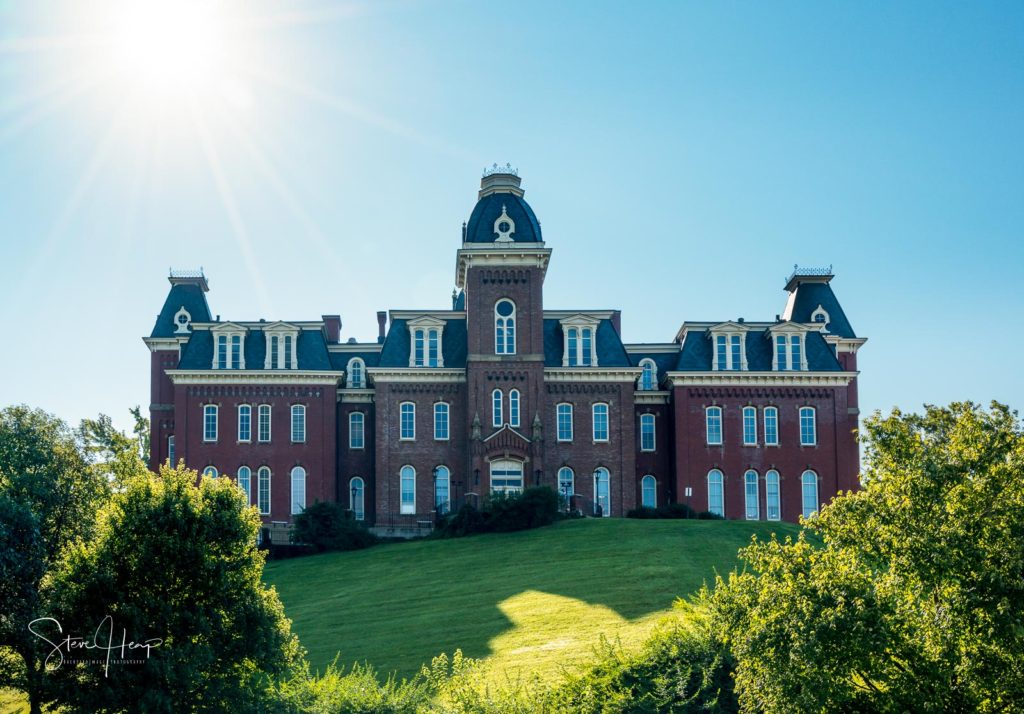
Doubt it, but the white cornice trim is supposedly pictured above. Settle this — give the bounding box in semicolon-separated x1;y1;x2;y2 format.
545;310;618;320
665;371;858;387
339;389;375;403
366;368;466;383
635;391;671;404
623;343;678;353
142;336;187;352
824;336;868;354
544;367;642;383
328;343;383;353
167;370;342;385
455;246;552;288
390;310;465;320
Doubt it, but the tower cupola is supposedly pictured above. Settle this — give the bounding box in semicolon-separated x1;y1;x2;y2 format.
464;164;543;244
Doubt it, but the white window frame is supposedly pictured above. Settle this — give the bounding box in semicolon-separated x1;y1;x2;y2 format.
407;316;446;367
238;404;251;442
211;323;247;370
349;412;365;449
557;403;573;442
494;299;517;355
707;469;724;516
434;465;450;514
399;402;416;441
509;389;520;428
262;323;299;370
594;467;611;517
765;469;781;521
770;326;809;372
400;465;416;514
347;358;366;388
638;359;656;391
592;403;609;443
490;459;524;495
237;466;252;504
742;406;757;446
800;406;817;446
709;323;748;372
434;402;450;441
290;466;306;515
801;470;819;519
492;390;503;428
350;476;365;520
744;470;759;520
167;435;175;466
640;413;656;452
641;474;657;508
557;467;574;500
764;406;779;446
705;406;723;446
291;404;306;443
257;466;271;515
257;404;271;443
203;404;218;442
560;315;600;367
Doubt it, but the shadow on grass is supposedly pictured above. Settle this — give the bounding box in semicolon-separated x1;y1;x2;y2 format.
263;518;800;678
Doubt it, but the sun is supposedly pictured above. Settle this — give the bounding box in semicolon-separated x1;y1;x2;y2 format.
101;0;238;105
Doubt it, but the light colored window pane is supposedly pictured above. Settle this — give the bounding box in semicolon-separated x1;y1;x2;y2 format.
434;403;449;440
802;471;818;519
258;405;271;442
776;335;787;370
435;466;450;514
492;390;503;427
791;336;802;371
593;403;609;441
557;404;573;441
509;390;520;428
491;459;524;494
745;470;759;520
707;470;724;516
238;466;251;503
706;407;722;445
800;407;816;446
716;335;727;371
400;466;416;514
167;435;175;466
350;413;364;449
217;335;227;369
558;467;574;503
284;335;293;368
594;468;610;516
291;405;305;443
766;470;780;520
350;477;365;520
290;467;306;515
764;407;779;445
238;405;251;442
743;407;757;445
730;335;741;371
581;329;593;366
204;405;218;442
400;403;415;440
567;329;578;366
641;475;656;508
640;414;655;451
258;467;271;515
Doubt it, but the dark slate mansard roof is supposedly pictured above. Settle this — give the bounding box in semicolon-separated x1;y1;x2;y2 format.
677;328;843;372
178;327;333;371
543;319;631;368
783;280;857;339
464;192;543;244
377;318;469;369
150;282;212;338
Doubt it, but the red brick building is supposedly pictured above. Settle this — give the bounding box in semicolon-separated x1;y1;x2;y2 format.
144;168;865;533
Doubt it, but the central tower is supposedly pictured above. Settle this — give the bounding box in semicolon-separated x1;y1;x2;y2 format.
456;167;552;494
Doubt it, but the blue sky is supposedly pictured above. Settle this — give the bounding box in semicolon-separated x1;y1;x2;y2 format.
0;0;1021;432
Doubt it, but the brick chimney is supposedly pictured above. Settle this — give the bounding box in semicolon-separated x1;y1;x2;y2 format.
377;311;387;343
322;315;341;343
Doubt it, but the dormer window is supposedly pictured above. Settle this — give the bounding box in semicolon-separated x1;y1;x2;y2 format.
772;332;808;371
211;324;247;369
263;323;300;369
173;306;192;334
493;205;515;242
560;316;599;367
709;323;747;371
408;316;446;367
811;304;830;329
347;358;366;388
638;359;657;390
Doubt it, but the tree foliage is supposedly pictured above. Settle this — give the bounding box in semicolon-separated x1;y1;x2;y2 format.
708;401;1024;713
291;501;377;553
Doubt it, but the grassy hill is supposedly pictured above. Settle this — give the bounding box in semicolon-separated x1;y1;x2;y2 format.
264;518;800;682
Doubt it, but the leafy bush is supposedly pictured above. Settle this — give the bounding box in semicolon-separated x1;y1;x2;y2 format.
292;501;377;552
696;510;724;520
434;487;561;538
270;659;432;714
627;502;698;519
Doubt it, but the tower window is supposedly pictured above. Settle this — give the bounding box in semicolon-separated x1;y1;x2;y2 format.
347;358;365;388
495;300;516;355
492;390;503;428
638;359;656;391
509;389;520;428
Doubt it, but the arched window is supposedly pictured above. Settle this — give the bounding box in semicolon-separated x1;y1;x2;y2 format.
705;406;723;445
557;403;573;441
237;466;252;504
557;467;574;505
639;359;656;391
765;470;780;521
203;465;218;478
238;404;252;442
640;413;656;451
434;402;450;440
400;402;415;440
742;406;757;446
592;403;609;442
490;459;523;494
350;477;365;521
641;474;657;508
707;469;724;516
492;389;503;428
347;358;366;388
290;466;306;515
509;389;520;428
435;466;450;514
203;404;218;442
258;404;271;443
801;470;819;520
764;406;779;446
594;467;611;517
495;299;516;355
349;412;365;449
400;466;416;514
744;470;759;520
291;404;306;443
257;467;271;515
800;407;817;446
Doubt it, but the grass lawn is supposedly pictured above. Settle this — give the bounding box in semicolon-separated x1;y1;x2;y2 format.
264;518;800;683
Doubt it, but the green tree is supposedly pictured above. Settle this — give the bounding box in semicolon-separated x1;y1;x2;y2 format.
0;405;109;714
78;410;147;487
708;401;1024;713
46;463;302;713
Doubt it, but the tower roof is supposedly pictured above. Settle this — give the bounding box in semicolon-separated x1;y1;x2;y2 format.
782;266;857;338
150;270;212;338
464;165;543;244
